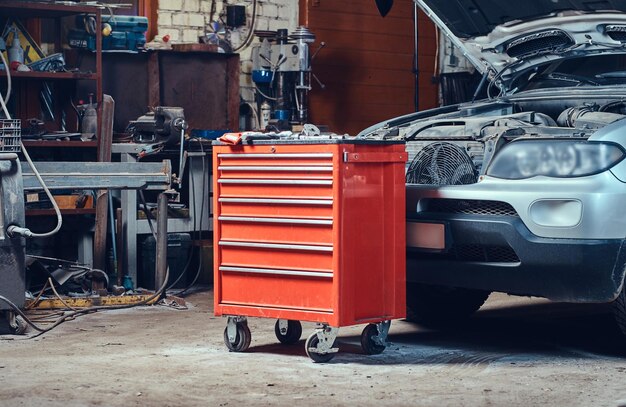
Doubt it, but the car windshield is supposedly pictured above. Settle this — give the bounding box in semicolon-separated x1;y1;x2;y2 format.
514;54;626;91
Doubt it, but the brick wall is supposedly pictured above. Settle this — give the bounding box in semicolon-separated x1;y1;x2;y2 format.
157;0;299;109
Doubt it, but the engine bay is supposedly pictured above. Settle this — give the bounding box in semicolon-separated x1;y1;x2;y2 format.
404;96;626;184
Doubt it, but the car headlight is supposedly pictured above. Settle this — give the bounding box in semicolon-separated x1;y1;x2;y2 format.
486;140;625;179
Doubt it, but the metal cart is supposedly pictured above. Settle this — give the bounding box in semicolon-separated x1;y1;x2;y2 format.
213;137;407;362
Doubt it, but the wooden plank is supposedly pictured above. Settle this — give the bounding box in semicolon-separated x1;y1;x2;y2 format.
93;95;115;279
148;52;160;108
226;55;241;131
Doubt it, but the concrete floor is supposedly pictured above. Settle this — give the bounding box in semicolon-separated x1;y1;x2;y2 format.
1;291;626;407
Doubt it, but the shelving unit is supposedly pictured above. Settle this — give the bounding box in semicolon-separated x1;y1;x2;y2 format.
0;1;103;141
0;2;106;267
0;71;99;80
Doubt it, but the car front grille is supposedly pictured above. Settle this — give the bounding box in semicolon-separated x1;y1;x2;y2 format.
422;199;519;217
605;25;626;42
414;244;521;263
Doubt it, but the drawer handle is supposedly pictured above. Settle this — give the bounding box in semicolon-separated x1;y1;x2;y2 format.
218;166;333;172
218;153;333;158
218;216;333;225
219;240;333;252
220;266;333;279
218;179;332;185
218;198;333;205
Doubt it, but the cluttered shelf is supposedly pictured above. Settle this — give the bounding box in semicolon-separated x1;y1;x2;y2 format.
0;71;98;80
23;140;98;148
0;1;99;18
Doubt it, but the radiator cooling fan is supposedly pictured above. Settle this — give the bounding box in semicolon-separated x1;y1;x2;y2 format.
406;142;478;185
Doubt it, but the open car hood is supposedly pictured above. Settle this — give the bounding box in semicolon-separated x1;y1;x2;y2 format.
418;0;626;91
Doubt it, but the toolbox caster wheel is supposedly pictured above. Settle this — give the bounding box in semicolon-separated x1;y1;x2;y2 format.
274;320;302;345
305;332;336;363
360;323;386;355
223;322;251;352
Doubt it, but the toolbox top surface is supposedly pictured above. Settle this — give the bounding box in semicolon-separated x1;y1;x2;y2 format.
212;137;405;146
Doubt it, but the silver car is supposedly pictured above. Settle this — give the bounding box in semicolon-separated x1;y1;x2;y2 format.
360;0;626;337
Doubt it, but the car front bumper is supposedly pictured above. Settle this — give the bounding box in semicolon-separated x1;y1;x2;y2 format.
406;171;626;302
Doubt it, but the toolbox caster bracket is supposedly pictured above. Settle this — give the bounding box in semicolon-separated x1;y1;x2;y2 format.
226;316;247;344
372;320;391;347
311;324;339;355
277;319;289;336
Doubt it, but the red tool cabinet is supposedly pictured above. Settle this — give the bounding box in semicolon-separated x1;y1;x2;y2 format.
213;139;407;362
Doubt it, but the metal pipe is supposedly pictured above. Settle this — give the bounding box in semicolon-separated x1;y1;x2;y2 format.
155;193;168;298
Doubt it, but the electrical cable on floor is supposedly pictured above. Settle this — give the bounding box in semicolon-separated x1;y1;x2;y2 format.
25;279;51;310
47;277;77;311
0;260;170;338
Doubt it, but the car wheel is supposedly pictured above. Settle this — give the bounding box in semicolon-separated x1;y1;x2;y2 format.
612;284;626;337
406;283;490;328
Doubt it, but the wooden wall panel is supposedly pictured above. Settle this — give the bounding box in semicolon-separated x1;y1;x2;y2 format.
300;0;438;136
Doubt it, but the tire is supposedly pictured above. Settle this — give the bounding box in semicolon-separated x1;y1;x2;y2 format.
223;322;252;352
274;320;302;345
406;283;490;328
612;284;626;337
360;323;386;355
305;333;335;363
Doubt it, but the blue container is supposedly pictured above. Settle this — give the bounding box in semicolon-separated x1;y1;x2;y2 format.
252;69;273;83
68;15;148;51
274;110;290;121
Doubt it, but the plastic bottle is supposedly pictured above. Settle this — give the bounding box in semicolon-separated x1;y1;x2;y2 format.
81;94;98;138
260;101;271;130
7;28;24;66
